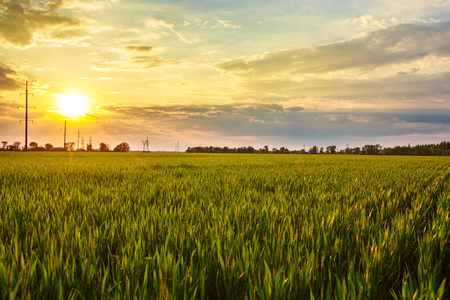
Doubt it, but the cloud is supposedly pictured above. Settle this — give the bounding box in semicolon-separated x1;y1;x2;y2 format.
214;19;241;29
124;45;154;52
242;72;450;102
145;18;192;43
0;65;21;90
49;0;119;11
183;17;208;27
90;102;450;149
216;22;450;77
343;14;400;31
50;29;89;40
0;0;89;47
432;0;450;6
93;54;184;70
93;45;200;70
213;22;450;107
130;56;180;68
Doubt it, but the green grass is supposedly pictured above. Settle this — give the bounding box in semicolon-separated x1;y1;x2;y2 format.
0;152;449;299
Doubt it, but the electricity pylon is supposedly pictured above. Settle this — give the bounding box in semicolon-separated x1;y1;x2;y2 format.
18;81;35;152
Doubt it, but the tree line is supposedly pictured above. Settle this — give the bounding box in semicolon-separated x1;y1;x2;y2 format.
2;140;449;155
186;141;450;156
0;141;130;152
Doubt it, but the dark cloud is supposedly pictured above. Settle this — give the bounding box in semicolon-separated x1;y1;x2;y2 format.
215;22;450;76
397;114;450;124
94;103;450;144
0;0;87;47
124;45;155;52
0;65;21;90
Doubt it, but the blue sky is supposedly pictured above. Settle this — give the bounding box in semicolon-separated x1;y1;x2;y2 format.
0;0;449;150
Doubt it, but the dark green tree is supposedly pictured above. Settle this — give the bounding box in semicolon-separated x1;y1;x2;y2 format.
326;145;337;154
309;146;318;154
99;143;110;152
113;142;130;152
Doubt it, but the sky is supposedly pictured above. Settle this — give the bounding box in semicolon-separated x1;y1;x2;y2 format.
0;0;449;151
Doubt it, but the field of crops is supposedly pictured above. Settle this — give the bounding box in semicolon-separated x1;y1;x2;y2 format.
0;152;449;299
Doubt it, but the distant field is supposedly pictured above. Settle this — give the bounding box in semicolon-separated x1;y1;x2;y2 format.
0;152;449;299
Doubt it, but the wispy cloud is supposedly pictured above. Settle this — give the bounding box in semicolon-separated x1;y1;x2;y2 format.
145;18;192;43
213;19;242;29
183;17;208;27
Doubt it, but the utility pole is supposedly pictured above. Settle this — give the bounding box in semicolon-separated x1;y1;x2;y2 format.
77;129;80;150
18;81;35;151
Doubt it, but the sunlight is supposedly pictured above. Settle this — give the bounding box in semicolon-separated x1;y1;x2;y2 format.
57;93;89;117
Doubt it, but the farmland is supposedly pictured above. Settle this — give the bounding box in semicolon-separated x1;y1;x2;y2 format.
0;152;449;299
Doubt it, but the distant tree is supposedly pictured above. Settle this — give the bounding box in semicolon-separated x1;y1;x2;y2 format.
362;144;382;155
87;143;93;151
279;147;289;154
12;141;21;151
113;142;130;152
183;141;450;156
66;142;75;151
99;143;110;152
29;141;38;149
45;143;54;151
237;147;247;153
326;145;337;154
1;141;6;150
309;146;318;154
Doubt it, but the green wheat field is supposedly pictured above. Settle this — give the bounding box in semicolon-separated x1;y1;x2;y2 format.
0;152;449;299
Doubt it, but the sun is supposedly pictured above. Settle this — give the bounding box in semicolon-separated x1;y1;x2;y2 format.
57;94;89;117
